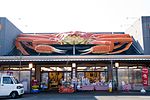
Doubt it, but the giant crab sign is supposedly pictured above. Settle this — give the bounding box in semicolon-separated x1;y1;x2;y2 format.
15;31;133;55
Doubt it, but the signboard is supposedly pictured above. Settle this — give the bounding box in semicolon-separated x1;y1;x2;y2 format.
142;67;148;86
15;31;133;55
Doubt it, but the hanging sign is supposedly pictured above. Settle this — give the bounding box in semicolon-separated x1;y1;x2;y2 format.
142;67;148;86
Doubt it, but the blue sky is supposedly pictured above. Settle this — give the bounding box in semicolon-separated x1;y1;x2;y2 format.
0;0;150;33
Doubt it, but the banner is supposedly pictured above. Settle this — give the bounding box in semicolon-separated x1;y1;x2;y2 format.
142;67;148;86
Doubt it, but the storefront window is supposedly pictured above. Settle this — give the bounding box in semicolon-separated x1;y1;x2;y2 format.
118;66;142;90
64;72;71;81
129;68;142;84
41;72;49;89
77;66;108;84
118;68;129;83
77;72;84;79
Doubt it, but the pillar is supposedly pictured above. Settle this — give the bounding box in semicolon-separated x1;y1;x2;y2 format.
35;65;41;82
72;63;77;78
108;61;113;81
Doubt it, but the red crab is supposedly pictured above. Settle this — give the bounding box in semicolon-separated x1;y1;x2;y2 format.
15;31;133;55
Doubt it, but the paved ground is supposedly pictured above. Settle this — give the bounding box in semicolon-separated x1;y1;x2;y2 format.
1;91;150;100
95;96;150;100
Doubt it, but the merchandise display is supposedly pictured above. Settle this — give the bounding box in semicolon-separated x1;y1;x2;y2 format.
31;79;40;93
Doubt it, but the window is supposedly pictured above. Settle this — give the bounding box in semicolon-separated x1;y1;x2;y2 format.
11;77;20;84
14;78;19;84
3;77;13;84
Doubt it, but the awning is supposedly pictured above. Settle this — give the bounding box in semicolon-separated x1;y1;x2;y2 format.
0;55;150;62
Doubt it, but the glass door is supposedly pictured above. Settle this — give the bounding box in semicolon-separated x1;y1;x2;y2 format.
49;72;63;89
85;72;100;83
41;72;49;90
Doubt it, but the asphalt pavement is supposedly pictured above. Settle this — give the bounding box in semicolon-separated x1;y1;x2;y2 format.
1;91;150;100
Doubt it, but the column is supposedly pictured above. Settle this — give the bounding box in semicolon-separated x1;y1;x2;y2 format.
108;61;113;81
115;62;119;91
72;63;77;78
108;61;113;92
35;65;41;82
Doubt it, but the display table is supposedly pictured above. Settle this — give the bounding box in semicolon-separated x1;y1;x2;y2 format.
122;84;132;91
132;84;143;90
78;85;94;91
94;85;109;90
58;82;75;93
58;86;75;93
31;80;40;93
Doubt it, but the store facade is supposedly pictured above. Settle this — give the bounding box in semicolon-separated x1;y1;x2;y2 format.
0;17;150;93
0;55;150;92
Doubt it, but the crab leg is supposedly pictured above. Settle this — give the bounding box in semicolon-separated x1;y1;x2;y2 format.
80;45;113;55
22;42;34;49
80;41;113;54
107;42;132;54
114;43;124;49
15;40;29;55
35;45;66;54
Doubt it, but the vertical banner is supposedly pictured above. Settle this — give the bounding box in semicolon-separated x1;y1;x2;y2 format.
142;67;148;86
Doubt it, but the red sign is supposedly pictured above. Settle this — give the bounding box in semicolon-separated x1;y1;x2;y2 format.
142;67;148;86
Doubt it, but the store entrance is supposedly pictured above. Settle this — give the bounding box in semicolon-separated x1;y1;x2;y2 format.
85;72;100;83
41;71;72;90
77;71;107;83
77;66;108;83
41;66;72;91
49;72;63;89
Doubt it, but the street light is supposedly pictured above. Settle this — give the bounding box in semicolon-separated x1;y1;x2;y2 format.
72;63;76;68
115;62;119;68
29;63;33;69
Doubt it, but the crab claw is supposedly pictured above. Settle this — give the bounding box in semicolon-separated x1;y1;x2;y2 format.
79;45;111;55
35;45;66;54
53;48;66;54
79;48;92;55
